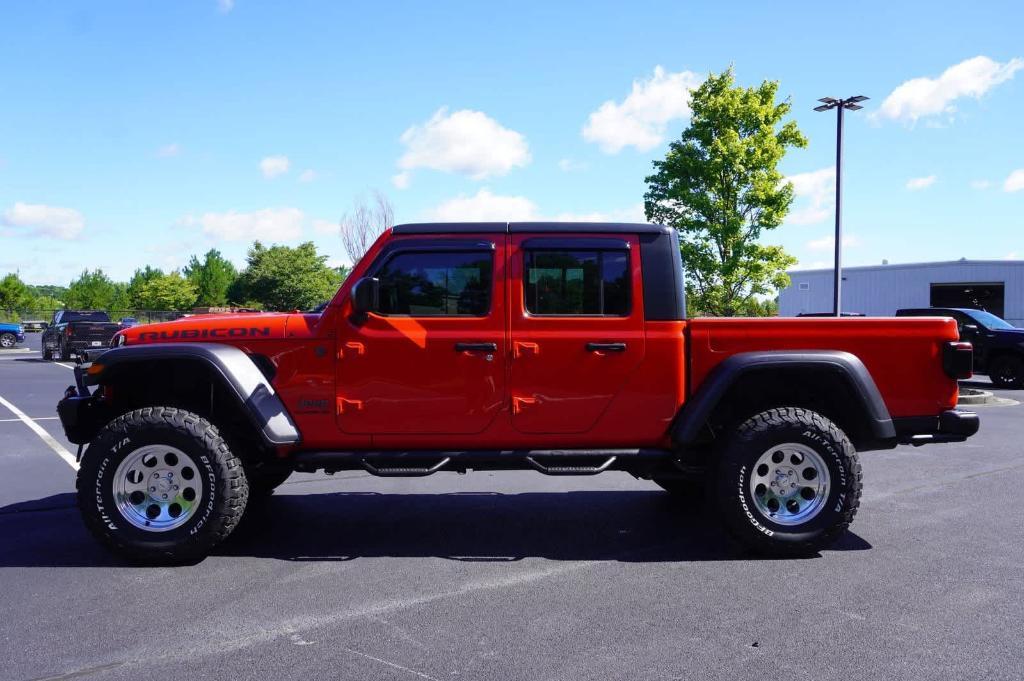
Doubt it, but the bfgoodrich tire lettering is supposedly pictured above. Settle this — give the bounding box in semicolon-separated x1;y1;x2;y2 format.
76;407;248;564
715;407;862;556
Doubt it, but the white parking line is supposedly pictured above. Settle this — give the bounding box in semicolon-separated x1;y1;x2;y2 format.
0;416;59;423
0;394;79;471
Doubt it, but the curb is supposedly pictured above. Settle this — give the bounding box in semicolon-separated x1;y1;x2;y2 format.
958;388;1019;406
0;348;33;354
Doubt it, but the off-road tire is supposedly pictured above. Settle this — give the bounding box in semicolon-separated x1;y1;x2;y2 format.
989;355;1024;389
0;332;16;349
245;466;292;498
76;407;248;564
715;407;862;557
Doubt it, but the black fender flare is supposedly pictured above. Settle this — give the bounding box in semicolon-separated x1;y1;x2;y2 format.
672;350;895;447
85;343;300;445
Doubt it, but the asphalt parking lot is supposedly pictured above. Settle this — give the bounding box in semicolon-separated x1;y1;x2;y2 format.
2;333;1023;681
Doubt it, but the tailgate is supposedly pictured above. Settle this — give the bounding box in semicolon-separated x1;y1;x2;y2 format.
70;322;120;342
688;317;960;417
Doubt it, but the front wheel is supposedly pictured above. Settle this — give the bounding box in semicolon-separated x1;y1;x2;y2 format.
76;407;248;564
715;407;862;556
989;355;1024;389
0;332;16;349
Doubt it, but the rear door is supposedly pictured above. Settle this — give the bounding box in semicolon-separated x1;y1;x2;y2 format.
507;234;645;434
336;235;506;435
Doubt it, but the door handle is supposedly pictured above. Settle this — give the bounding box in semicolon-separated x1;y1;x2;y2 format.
455;342;498;352
586;342;627;353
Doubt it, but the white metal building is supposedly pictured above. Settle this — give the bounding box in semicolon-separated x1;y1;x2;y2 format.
779;259;1024;327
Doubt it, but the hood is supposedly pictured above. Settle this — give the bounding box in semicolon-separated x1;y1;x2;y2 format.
115;311;321;345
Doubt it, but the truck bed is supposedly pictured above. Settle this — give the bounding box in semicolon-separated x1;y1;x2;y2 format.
687;316;960;417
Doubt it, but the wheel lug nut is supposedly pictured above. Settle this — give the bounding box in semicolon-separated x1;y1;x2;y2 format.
173;485;178;490
149;486;156;492
162;494;168;499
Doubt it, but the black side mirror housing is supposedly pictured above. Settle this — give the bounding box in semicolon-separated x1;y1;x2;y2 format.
962;324;979;334
351;277;380;315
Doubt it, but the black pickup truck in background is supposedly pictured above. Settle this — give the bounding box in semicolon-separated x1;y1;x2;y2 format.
897;307;1024;388
41;310;122;361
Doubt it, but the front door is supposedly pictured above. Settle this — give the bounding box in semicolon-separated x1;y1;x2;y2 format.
507;234;646;434
337;235;506;435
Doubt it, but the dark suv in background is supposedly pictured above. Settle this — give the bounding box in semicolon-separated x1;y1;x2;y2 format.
896;307;1024;388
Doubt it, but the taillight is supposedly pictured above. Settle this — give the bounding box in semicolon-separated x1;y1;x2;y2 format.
943;341;973;379
66;324;74;337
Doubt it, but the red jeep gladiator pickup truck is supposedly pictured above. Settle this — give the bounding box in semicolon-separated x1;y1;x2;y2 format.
58;222;979;563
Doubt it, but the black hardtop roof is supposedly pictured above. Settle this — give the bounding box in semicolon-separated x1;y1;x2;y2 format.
392;221;672;235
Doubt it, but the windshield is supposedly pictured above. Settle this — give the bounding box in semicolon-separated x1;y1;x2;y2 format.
964;309;1016;330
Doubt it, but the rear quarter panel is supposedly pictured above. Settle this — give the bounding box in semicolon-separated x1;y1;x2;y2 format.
687;317;960;417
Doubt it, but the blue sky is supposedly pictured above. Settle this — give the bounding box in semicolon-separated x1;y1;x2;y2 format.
2;0;1022;285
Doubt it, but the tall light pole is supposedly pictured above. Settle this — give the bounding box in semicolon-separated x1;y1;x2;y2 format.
814;95;868;316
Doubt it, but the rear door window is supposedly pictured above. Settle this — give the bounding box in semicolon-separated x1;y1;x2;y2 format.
524;250;630;316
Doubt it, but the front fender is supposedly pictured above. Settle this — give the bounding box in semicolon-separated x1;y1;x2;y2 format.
77;343;300;446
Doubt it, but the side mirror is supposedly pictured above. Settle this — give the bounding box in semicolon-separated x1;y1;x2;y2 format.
351;277;380;315
961;324;979;335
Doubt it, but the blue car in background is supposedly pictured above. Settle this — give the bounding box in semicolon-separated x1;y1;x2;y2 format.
0;322;26;349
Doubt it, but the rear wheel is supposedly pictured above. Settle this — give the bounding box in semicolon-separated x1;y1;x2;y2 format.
59;339;70;361
76;407;248;564
0;332;16;349
42;346;52;360
715;407;862;556
989;355;1024;388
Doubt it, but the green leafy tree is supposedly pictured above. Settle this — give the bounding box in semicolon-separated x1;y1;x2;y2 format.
644;68;803;317
32;294;65;311
127;266;164;308
137;272;198;311
229;241;342;311
0;273;34;311
65;270;118;309
184;249;237;307
28;284;68;300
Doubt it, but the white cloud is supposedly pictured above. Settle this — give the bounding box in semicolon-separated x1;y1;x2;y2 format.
430;189;538;222
557;158;587;172
217;0;234;13
970;179;992;190
312;218;337;235
157;143;181;158
391;171;411;189
806;234;861;251
875;56;1023;124
582;66;701;154
428;189;646;224
906;175;937;190
2;202;85;239
1004;169;1024;192
259;155;290;179
188;208;304;241
297;169;317;183
786;167;835;225
1005;252;1019;260
397;108;530;181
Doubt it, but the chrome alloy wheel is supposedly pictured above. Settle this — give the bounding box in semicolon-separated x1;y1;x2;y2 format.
749;443;830;526
0;333;15;348
113;445;205;532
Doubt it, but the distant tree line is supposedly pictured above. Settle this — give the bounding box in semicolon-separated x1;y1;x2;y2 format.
0;242;351;317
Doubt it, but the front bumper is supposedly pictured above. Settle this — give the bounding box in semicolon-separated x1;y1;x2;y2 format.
895;409;980;446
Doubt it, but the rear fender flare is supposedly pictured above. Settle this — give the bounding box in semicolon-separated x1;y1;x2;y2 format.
87;343;300;445
672;351;895;447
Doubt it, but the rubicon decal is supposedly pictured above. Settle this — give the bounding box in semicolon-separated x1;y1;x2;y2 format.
137;327;272;341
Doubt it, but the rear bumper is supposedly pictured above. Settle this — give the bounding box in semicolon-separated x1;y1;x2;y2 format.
894;409;980;446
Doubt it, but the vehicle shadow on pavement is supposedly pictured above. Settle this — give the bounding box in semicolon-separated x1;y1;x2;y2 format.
0;490;871;566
